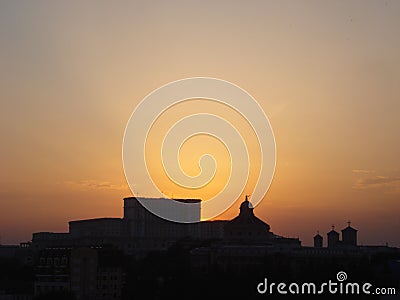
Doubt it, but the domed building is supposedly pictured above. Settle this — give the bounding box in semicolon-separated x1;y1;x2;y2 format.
224;196;300;247
224;196;272;243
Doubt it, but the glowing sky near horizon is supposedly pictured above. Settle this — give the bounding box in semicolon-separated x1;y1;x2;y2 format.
0;1;399;246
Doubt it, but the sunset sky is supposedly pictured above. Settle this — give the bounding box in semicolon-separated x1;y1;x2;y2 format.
1;1;399;246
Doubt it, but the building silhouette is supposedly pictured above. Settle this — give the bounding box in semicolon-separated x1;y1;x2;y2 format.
32;196;300;255
2;196;400;300
323;223;358;248
313;232;323;248
34;248;70;295
327;225;340;248
34;246;124;300
224;195;273;243
342;221;358;246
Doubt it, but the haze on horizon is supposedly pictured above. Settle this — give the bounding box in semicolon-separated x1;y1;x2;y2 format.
0;1;399;247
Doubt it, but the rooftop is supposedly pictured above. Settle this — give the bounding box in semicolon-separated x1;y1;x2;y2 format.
124;196;201;203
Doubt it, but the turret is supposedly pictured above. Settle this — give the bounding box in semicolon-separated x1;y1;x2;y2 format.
341;221;357;246
327;225;339;248
313;231;323;248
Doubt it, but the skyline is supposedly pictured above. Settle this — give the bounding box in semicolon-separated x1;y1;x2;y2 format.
1;1;399;247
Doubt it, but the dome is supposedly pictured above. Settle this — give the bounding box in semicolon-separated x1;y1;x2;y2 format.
239;196;254;215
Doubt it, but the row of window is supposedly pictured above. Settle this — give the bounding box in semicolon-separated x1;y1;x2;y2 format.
96;284;119;290
97;275;120;281
35;285;68;292
39;257;68;265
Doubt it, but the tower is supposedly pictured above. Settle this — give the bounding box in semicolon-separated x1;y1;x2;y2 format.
327;225;339;248
341;221;357;246
313;231;323;248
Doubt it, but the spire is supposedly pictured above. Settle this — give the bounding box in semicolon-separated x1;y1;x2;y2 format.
347;220;351;227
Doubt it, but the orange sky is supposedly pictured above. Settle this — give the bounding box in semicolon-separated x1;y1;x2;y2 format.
0;1;399;246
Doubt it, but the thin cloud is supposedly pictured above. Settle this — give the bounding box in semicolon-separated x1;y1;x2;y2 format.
352;169;375;174
352;174;400;193
65;180;128;191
